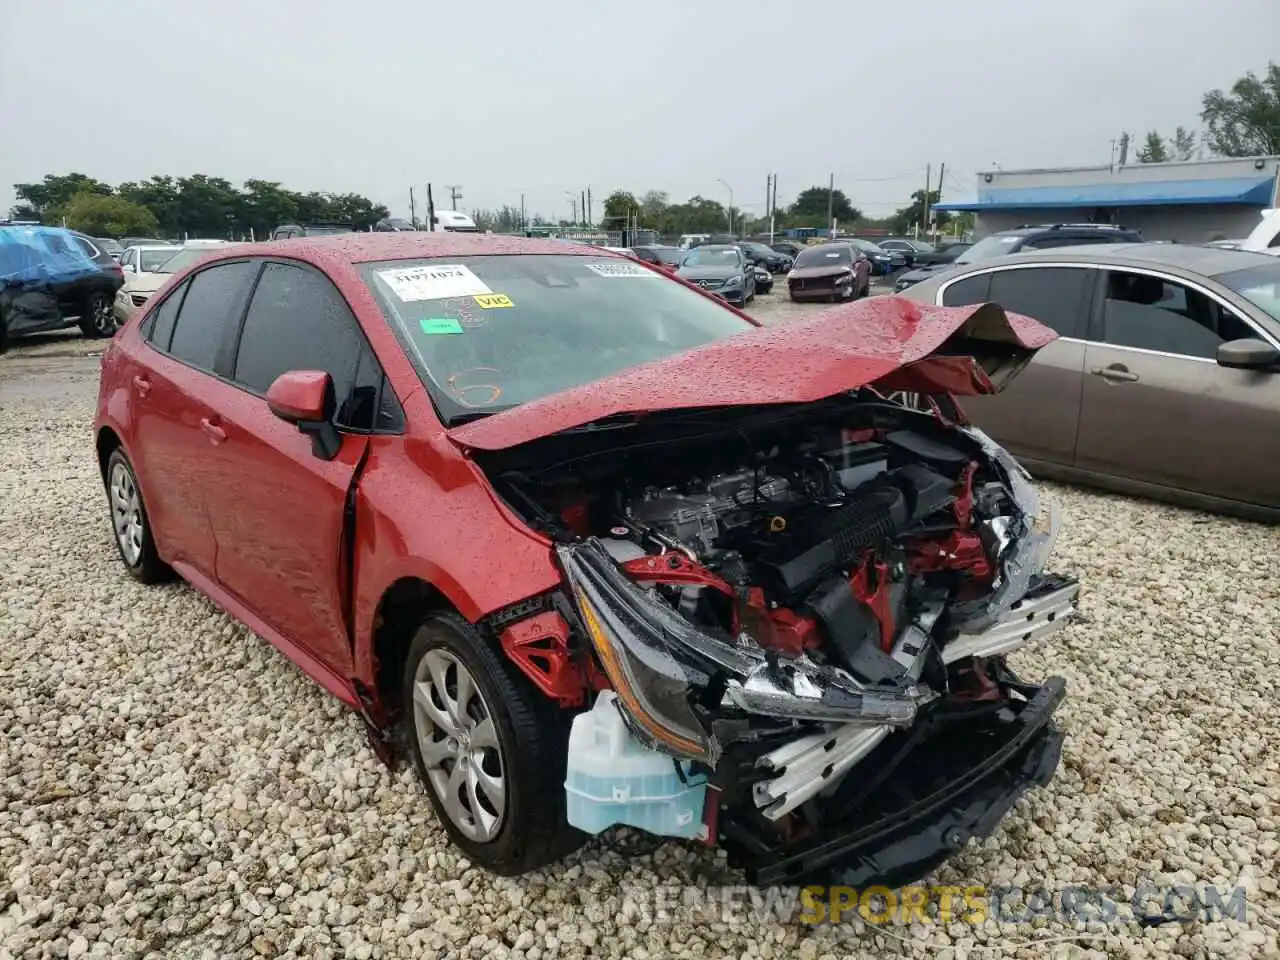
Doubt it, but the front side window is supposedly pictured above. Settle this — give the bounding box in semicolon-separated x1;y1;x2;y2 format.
232;262;364;398
166;261;258;371
359;254;755;424
985;266;1092;338
1102;270;1255;359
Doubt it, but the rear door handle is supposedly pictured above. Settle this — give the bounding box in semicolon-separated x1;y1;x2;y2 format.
1090;364;1139;383
199;417;227;444
132;375;152;398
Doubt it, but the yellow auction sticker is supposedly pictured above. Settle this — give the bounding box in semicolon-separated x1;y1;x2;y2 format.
474;293;514;309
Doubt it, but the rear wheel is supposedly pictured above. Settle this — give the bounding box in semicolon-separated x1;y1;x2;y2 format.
78;291;115;338
105;448;172;583
402;612;583;875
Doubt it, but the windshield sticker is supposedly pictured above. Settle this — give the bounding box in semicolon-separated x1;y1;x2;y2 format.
824;252;840;257
377;264;492;301
419;317;465;335
474;293;514;309
584;261;654;278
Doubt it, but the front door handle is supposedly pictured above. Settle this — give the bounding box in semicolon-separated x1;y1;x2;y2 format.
199;417;227;444
132;375;152;398
1090;364;1139;383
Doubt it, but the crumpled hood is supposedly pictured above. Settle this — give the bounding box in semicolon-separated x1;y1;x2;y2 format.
449;298;1056;452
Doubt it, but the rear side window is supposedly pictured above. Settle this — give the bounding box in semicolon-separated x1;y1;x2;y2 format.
143;282;187;349
231;262;363;399
985;266;1093;338
166;261;258;371
72;236;99;259
941;273;992;306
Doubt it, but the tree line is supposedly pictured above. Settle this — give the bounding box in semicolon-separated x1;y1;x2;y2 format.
1132;62;1280;163
8;172;389;239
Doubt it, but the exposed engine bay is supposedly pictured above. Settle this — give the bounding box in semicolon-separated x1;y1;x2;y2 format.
479;392;1078;884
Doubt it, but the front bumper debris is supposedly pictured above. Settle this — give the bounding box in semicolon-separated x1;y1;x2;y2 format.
943;575;1079;665
719;675;1067;887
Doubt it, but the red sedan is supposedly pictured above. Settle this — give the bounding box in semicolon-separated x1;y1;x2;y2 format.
94;233;1078;885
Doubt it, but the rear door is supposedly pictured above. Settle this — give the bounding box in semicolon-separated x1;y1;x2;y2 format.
201;260;398;675
129;260;260;576
939;264;1094;466
1074;267;1280;507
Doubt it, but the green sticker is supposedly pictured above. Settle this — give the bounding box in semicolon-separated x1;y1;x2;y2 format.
420;317;464;335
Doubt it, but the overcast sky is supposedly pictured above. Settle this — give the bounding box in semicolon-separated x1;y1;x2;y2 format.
2;0;1276;223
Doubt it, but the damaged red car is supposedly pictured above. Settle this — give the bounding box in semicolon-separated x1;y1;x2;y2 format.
94;233;1078;886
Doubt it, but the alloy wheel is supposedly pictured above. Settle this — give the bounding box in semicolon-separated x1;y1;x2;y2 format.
109;461;144;565
92;296;115;336
412;649;507;841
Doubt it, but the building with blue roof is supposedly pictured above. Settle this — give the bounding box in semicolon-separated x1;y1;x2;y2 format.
934;155;1279;242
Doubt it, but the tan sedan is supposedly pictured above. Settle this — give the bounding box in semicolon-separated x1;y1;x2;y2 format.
899;243;1280;521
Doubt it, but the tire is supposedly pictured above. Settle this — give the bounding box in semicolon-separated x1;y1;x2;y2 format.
78;291;116;338
105;448;172;584
402;612;584;875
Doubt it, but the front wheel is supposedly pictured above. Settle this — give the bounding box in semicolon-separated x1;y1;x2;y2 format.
78;291;116;338
402;612;583;875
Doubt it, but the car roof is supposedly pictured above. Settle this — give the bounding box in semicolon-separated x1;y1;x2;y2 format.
989;241;1280;277
242;232;619;266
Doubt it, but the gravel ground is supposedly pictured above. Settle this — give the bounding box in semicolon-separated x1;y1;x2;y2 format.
1;348;1278;960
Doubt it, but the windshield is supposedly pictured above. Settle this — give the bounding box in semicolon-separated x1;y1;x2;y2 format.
956;234;1024;263
653;247;685;265
1218;262;1280;324
850;239;886;254
681;246;740;267
908;240;935;252
139;248;180;271
360;254;755;424
155;247;220;273
795;245;852;267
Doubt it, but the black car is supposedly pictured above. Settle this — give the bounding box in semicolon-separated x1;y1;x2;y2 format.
737;240;793;273
676;244;756;306
770;240;805;258
876;238;937;268
0;226;124;349
269;222;357;240
911;241;973;269
893;224;1145;292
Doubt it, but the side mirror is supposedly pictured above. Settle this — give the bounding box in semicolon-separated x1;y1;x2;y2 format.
266;370;341;459
1216;338;1280;370
122;263;135;272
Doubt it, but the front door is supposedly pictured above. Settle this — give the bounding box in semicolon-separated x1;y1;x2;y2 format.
1074;268;1280;508
202;261;382;675
940;264;1095;467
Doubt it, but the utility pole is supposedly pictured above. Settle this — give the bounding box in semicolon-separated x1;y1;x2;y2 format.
520;193;526;234
426;183;436;234
921;164;931;234
717;179;734;235
826;172;834;237
446;185;463;210
409;186;417;230
586;186;592;226
581;191;586;228
932;162;944;239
